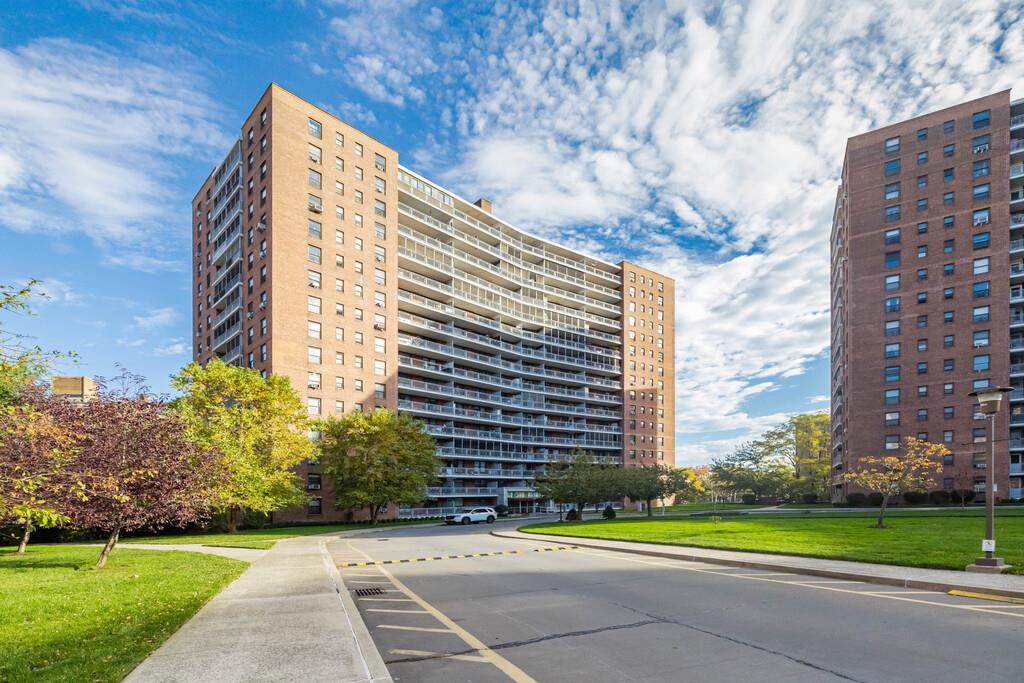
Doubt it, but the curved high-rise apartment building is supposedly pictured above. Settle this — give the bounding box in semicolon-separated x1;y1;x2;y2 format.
192;84;675;521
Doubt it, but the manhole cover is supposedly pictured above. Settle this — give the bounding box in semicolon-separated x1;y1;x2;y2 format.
354;587;386;597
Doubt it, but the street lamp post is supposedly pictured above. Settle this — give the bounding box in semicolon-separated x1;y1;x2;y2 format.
966;386;1013;573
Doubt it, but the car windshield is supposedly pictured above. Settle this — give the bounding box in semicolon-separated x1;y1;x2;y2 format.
461;508;475;513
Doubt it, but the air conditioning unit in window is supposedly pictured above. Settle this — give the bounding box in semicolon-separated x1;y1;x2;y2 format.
259;302;266;310
309;204;322;213
246;312;254;320
974;341;987;348
257;222;267;231
373;324;384;330
308;282;319;288
974;217;990;226
973;144;989;154
259;250;267;257
308;383;320;390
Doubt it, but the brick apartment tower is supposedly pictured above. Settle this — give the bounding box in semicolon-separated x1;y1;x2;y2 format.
191;84;676;522
831;90;1024;503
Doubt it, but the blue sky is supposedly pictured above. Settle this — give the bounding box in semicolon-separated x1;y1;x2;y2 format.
2;1;1022;465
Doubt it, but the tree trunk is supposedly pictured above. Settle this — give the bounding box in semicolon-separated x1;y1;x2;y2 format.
226;506;239;534
577;501;585;521
874;495;890;528
16;521;32;555
370;505;379;526
646;498;654;517
96;526;121;568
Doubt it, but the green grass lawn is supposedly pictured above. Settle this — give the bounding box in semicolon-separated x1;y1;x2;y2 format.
0;545;245;682
522;508;1024;574
659;502;766;513
121;518;438;547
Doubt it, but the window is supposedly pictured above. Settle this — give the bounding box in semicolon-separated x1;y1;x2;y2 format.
973;208;991;226
354;237;363;252
917;151;928;165
884;183;900;200
885;366;900;382
943;120;954;133
884;297;900;313
972;281;991;299
307;296;321;314
374;245;386;263
308;118;322;138
917;268;927;281
917;408;928;421
944;311;954;323
943;191;954;205
375;223;386;240
374;383;386;400
916;314;927;328
974;354;991;371
943;334;954;347
885;251;901;267
885;320;900;336
354;142;363;157
917;222;928;234
943;287;954;299
354;355;363;369
307;346;321;364
374;360;386;376
972;110;990;129
307;270;321;288
973;330;990;347
973;183;990;200
917;339;928;351
374;177;386;193
885;435;899;450
943;144;954;157
943;215;955;229
973;306;990;322
885;412;900;426
354;190;363;204
374;153;386;171
885;274;901;290
884;136;900;153
973;257;990;275
336;157;344;172
354;166;363;180
918;386;929;397
918;245;927;258
308;219;321;238
884;159;901;177
884;228;901;244
374;337;386;353
308;498;322;515
973;231;990;249
972;134;990;153
307;321;321;339
307;245;321;264
943;359;955;371
944;406;954;419
885;389;900;405
336;131;344;146
973;159;990;177
307;371;321;390
885;205;901;222
917;175;928;189
917;361;928;375
943;383;954;395
917;198;928;211
374;199;386;217
943;167;954;182
917;127;928;140
308;194;322;212
308;144;321;164
374;268;386;285
943;239;954;254
335;205;345;221
885;343;900;358
336;181;344;195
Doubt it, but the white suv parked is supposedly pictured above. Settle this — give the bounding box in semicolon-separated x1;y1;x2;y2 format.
445;507;497;525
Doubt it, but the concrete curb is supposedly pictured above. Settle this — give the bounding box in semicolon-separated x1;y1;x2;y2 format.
318;540;394;683
492;529;1024;601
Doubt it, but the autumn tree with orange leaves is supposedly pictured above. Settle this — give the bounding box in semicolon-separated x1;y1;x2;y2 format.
845;436;945;528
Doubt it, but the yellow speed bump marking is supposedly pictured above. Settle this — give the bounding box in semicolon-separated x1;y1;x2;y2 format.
948;590;1024;604
338;546;578;568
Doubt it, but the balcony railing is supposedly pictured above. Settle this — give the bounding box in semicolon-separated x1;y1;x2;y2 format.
1012;114;1024;128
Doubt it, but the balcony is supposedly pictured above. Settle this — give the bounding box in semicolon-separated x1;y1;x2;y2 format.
1013;163;1024;179
1012;240;1024;253
1010;463;1024;475
438;467;533;479
1012;213;1024;227
1012;138;1024;153
426;487;501;498
1013;114;1024;129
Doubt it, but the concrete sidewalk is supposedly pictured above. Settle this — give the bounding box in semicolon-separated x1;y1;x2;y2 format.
124;534;392;683
496;529;1024;600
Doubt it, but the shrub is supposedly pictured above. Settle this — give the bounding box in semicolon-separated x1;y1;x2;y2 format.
867;492;885;506
928;490;951;505
602;505;616;519
565;508;579;521
741;494;756;504
493;504;509;517
950;490;977;505
902;490;927;505
845;492;867;507
801;493;819;504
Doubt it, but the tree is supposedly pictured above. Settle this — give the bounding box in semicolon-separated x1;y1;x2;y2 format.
711;443;792;500
1;280;76;403
171;360;312;532
844;437;945;528
624;465;699;517
0;390;80;553
61;374;225;567
317;408;439;524
534;451;622;521
755;413;832;501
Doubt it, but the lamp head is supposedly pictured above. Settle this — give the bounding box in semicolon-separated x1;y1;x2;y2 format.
968;386;1012;414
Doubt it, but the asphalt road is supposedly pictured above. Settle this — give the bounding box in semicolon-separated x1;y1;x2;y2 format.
326;519;1024;683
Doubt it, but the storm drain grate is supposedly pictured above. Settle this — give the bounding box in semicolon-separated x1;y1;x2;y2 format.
354;587;386;597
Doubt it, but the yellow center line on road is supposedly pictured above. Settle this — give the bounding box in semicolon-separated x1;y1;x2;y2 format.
378;624;454;633
358;597;416;602
570;549;1024;620
366;608;431;614
343;539;539;683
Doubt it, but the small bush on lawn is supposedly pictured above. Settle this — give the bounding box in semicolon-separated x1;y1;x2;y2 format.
741;494;756;504
493;504;509;517
565;508;579;521
867;492;885;506
602;505;617;519
801;493;819;504
928;490;951;505
902;491;928;505
845;492;867;507
950;490;977;505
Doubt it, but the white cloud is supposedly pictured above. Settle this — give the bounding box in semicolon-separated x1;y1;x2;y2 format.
0;38;227;270
133;306;177;329
155;341;190;356
32;278;82;306
427;0;1024;462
